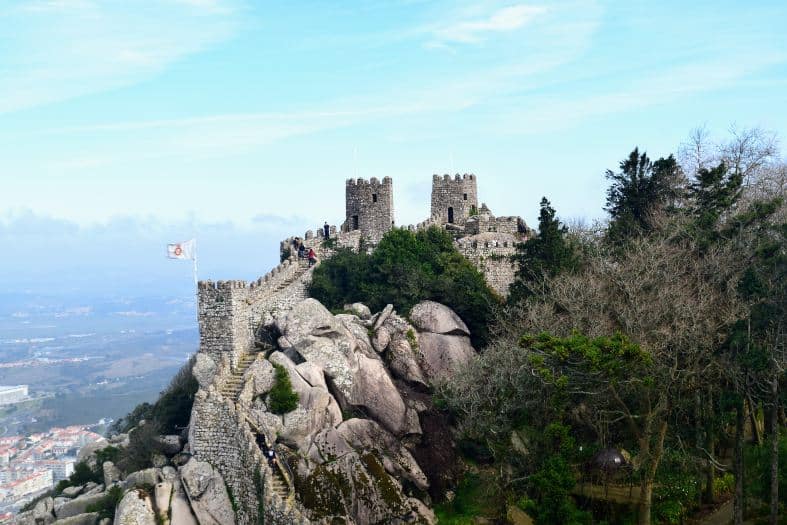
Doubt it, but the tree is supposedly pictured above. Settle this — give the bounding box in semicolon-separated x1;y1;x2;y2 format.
310;226;499;347
508;197;579;305
469;227;746;525
605;148;684;244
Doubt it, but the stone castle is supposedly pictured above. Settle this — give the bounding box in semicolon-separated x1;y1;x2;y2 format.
190;174;528;524
197;174;526;364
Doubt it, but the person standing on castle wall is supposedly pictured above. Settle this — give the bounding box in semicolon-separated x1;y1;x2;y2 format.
323;222;330;239
308;247;317;267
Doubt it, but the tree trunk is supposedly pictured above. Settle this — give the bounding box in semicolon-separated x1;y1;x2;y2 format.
638;479;654;525
703;389;715;504
734;399;745;525
637;421;668;525
704;437;716;503
748;394;763;445
769;377;779;525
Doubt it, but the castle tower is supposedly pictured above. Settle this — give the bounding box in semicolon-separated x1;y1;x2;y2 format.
431;174;478;225
345;177;394;244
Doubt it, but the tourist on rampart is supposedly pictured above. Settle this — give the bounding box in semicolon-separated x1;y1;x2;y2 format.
298;244;306;259
323;222;330;239
308;247;317;267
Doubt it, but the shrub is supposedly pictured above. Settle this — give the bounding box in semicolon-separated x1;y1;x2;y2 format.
151;356;198;434
95;446;120;466
309;227;499;348
268;364;299;414
69;460;103;487
713;472;734;498
744;434;787;505
117;422;166;474
85;485;124;520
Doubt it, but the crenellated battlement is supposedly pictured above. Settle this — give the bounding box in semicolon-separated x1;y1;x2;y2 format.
433;173;476;182
346;176;393;187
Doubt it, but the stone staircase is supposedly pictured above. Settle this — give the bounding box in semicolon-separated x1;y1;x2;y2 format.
268;467;289;499
219;352;258;400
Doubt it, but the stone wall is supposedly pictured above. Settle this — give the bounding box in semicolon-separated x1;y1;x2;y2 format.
197;260;303;369
198;230;363;369
457;235;518;296
465;214;525;236
190;378;312;524
431;174;478;225
344;177;394;245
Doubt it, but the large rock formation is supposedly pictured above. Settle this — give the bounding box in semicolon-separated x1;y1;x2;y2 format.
252;299;471;523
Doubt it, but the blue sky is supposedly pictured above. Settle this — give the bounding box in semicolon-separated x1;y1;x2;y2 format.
1;0;786;287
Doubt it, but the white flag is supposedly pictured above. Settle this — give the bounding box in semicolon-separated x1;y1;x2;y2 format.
167;239;196;260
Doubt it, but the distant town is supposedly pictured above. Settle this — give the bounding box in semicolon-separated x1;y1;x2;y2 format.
0;423;104;520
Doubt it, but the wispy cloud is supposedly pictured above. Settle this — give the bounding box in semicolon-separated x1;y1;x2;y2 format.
0;0;243;114
428;4;548;47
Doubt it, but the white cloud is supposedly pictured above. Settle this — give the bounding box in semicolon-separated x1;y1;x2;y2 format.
0;0;242;114
428;4;548;46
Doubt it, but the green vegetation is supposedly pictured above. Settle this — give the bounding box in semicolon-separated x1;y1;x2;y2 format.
268;364;299;414
85;485;124;520
508;197;580;304
309;226;498;347
441;129;786;525
434;471;502;524
406;328;418;350
117;422;168;473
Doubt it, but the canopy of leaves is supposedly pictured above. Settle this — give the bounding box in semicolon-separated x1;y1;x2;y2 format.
309;226;499;347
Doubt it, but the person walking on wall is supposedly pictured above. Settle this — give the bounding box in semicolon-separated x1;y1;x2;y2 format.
298;243;306;260
323;222;330;239
308;247;317;267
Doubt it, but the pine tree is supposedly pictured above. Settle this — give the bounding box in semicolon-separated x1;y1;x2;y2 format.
508;197;578;305
605;148;683;244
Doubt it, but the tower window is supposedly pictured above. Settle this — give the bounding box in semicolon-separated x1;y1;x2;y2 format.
352;215;359;230
372;194;378;203
463;193;467;200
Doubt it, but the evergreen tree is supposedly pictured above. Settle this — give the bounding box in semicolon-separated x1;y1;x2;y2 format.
689;162;743;237
508;197;577;305
605;148;683;243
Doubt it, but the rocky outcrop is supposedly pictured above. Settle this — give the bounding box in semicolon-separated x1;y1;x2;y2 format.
241;299;474;523
276;299;408;436
409;301;475;382
114;489;156;525
409;300;470;336
55;493;105;519
179;460;235;525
